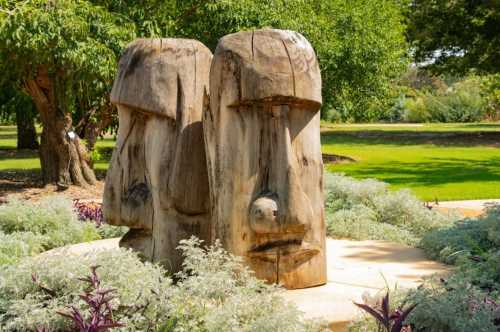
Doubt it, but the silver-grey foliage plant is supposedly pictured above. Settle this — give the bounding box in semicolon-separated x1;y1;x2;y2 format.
324;173;458;246
0;237;324;332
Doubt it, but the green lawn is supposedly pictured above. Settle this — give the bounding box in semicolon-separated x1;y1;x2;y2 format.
1;123;500;201
0;126;113;172
321;122;500;132
322;123;500;201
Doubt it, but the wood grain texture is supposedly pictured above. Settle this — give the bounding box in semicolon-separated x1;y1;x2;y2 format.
104;38;212;272
204;29;326;289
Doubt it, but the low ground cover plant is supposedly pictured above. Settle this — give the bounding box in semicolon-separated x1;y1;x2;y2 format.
324;173;457;246
350;205;500;332
350;279;500;332
0;197;127;265
421;204;500;264
0;238;323;332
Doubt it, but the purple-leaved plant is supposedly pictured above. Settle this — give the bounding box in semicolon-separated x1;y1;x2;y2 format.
73;200;104;226
57;265;123;332
354;292;416;332
35;266;123;332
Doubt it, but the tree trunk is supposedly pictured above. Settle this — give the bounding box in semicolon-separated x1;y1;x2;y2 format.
82;105;114;152
15;106;39;149
23;68;96;187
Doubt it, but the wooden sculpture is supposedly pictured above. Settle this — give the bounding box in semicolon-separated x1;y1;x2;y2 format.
103;38;212;272
203;29;326;289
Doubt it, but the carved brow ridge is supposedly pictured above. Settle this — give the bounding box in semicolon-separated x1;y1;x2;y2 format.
228;96;321;111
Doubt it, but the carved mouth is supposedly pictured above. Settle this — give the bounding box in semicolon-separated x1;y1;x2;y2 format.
247;239;320;263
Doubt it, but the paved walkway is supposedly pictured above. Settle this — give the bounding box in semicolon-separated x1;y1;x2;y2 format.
431;199;500;217
283;239;448;331
43;238;448;331
436;199;500;210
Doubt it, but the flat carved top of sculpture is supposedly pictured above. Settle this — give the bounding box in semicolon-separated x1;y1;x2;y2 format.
212;29;322;108
110;38;212;118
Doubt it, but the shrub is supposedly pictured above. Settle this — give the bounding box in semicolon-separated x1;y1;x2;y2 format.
326;206;420;245
0;238;322;332
403;96;429;123
0;197;127;266
0;249;172;331
480;74;500;120
0;197;100;249
404;205;500;331
0;231;47;266
325;173;456;246
349;204;500;332
420;205;500;264
402;76;490;123
72;199;128;239
348;288;412;332
405;271;500;332
170;237;322;332
349;260;500;332
96;223;128;240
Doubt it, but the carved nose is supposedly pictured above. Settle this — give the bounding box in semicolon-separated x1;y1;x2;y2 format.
250;196;280;234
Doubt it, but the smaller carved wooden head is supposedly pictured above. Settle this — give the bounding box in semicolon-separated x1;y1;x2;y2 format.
204;29;326;289
103;38;212;272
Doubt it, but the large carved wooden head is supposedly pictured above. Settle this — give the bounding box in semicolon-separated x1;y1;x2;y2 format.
103;38;212;272
204;29;326;289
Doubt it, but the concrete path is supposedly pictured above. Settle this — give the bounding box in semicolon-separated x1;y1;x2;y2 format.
431;199;500;217
282;239;449;331
437;199;500;210
41;238;448;331
41;237;120;256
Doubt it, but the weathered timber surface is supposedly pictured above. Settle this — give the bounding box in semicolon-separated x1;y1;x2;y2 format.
103;38;212;272
204;29;326;289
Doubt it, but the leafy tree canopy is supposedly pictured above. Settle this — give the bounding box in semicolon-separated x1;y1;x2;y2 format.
0;0;135;100
407;0;500;75
172;0;409;121
0;0;137;185
1;0;409;126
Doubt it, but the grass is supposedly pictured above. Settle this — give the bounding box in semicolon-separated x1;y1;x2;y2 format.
1;123;499;201
0;126;113;172
322;123;500;201
320;122;500;132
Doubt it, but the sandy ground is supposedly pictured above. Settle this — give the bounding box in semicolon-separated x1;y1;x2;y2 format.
0;177;105;203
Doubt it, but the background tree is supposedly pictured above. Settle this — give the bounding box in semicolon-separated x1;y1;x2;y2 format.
173;0;408;121
407;0;500;74
0;0;409;188
0;0;134;186
0;83;38;149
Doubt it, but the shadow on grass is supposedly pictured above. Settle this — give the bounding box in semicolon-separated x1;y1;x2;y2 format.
0;149;38;160
333;157;500;189
0;126;16;132
456;123;500;129
0;133;17;140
